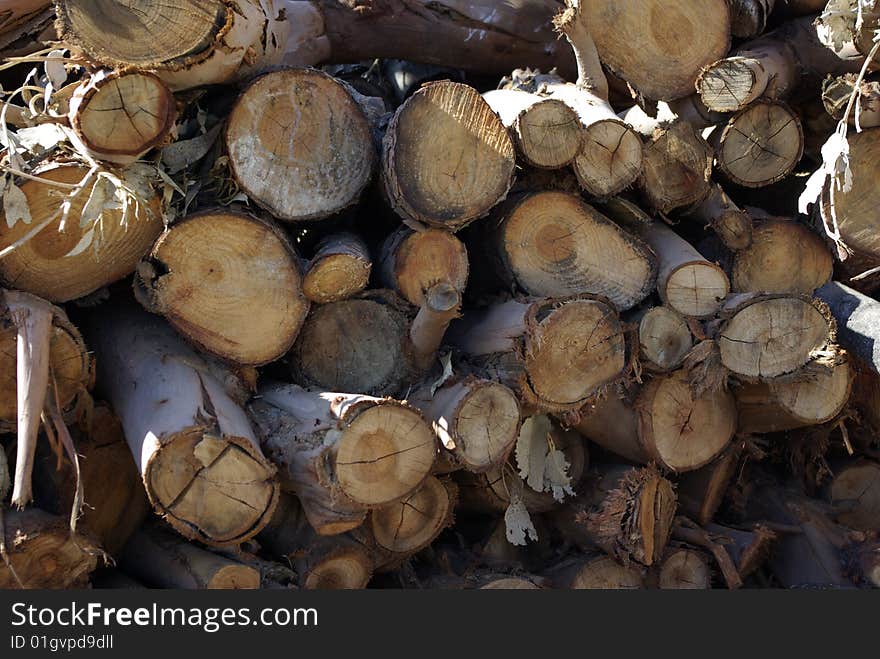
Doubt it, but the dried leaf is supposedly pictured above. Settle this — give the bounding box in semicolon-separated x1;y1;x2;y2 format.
545;449;574;502
161;124;221;174
515;415;551;492
45;49;67;90
504;493;538;546
430;351;454;396
3;178;32;228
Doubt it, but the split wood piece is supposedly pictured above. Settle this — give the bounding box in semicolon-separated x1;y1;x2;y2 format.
704;523;777;579
642;222;729;319
378;227;469;307
717;294;832;379
68;70;176;164
819;128;880;261
698;16;865;113
490;191;657;311
816;282;880;375
83;305;278;547
0;507;98;589
823;75;880;129
0;164;163;302
226;68;375;222
135;209;309;365
54;0;286;90
456;420;587;514
382;81;515;231
257;494;373;589
482;89;582;169
302;232;371;305
120;525;259;589
735;356;853;433
34;405;149;556
655;547;712;589
828;460;880;532
290;288;456;396
638;307;694;372
713;101;804;188
249;384;436;532
575;369;737;473
577;0;730;101
680;185;753;251
409;377;521;474
448;296;627;413
545;555;644;589
732;219;833;294
675;441;744;525
727;0;775;38
637;121;715;215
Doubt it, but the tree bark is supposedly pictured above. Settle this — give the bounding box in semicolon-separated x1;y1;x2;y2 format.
680;184;754;251
727;0;775;38
82;304;279;547
302;232;371;305
382;81;516;232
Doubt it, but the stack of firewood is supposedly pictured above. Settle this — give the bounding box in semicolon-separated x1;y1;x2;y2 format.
0;0;878;590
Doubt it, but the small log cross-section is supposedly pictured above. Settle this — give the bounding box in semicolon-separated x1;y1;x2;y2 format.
83;306;279;547
656;548;712;589
638;306;694;372
681;185;753;251
449;296;627;413
545;555;644;589
226;68;376;222
249;384;437;534
135;209;310;365
828;460;880;532
382;81;516;231
490;191;657;311
0;164;164;303
302;232;372;305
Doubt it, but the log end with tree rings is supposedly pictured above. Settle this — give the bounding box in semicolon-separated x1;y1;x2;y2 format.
657;548;711;589
638;370;737;472
662;260;730;319
382;81;516;231
69;70;176;164
638;306;693;371
369;476;455;557
0;303;91;431
497;192;657;311
302;233;372;305
582;0;731;101
290;292;411;396
639;120;714;214
300;547;374;590
829;461;880;532
135;210;310;366
226;68;376;222
696;56;765;113
732;220;833;294
718;295;832;379
555;556;645;589
0;165;164;302
145;431;279;547
380;227;469;307
820;127;880;261
479;578;541;589
735;357;853;433
573;119;643;197
522;297;627;412
716;101;804;188
515;98;582;169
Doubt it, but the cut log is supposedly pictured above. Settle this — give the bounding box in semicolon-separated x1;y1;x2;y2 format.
120;525;260;589
482;89;582;169
816;282;880;375
249;384;436;532
489;191;657;311
735;356;853;433
382;81;516;231
578;0;731;101
656;547;712;589
225;68;376;222
731;219;833;294
849;541;880;588
302;232;371;305
575;370;737;473
546;555;645;589
409;377;521;474
823;74;880;129
637;306;694;372
714;101;804;188
642;222;730;319
0;164;163;302
448;296;627;412
135;209;309;366
676;441;744;525
82;305;279;547
717;294;832;379
828;460;880;532
680;184;753;251
68;69;176;164
379;227;469;307
257;494;373;589
0;507;98;589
